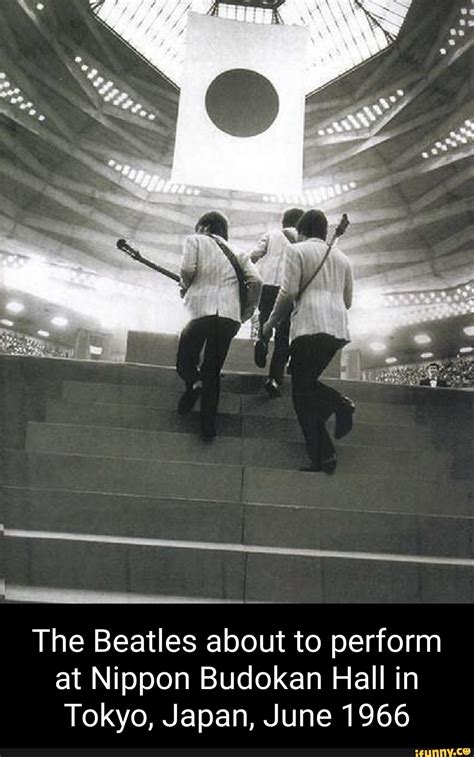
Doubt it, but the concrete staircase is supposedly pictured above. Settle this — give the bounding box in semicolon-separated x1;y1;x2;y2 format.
1;348;473;603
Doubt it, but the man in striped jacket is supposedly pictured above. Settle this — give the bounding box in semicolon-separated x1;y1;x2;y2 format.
177;211;262;441
250;207;304;397
262;209;354;474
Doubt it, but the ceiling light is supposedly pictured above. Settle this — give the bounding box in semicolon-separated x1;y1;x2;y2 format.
459;346;473;353
420;352;433;359
462;325;474;336
414;333;431;344
1;318;14;327
37;330;50;338
6;301;24;313
36;3;44;9
385;357;397;364
369;341;386;352
51;316;68;327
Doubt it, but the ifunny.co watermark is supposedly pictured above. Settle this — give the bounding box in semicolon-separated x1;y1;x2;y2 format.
415;749;471;757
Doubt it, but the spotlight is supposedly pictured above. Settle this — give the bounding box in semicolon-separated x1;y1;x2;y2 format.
51;316;68;327
6;301;24;313
459;346;473;353
1;318;14;327
385;357;397;364
462;325;474;336
414;333;431;345
420;352;433;359
37;330;50;338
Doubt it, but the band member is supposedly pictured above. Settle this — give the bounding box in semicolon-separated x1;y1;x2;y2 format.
419;362;449;387
177;211;262;440
262;209;354;473
250;207;304;397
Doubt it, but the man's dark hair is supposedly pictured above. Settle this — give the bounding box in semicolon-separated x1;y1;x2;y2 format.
195;211;229;240
297;209;328;241
427;362;439;370
282;207;304;229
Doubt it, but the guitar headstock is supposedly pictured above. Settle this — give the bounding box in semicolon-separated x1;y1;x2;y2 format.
335;213;350;238
116;238;141;260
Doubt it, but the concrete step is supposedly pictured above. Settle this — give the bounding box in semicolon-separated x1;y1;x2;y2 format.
1;449;242;503
243;465;473;516
6;531;474;602
62;380;419;425
243;503;474;559
6;585;241;603
25;422;453;476
7;532;245;600
4;486;473;559
48;400;243;437
47;399;441;451
2;450;471;515
2;486;242;544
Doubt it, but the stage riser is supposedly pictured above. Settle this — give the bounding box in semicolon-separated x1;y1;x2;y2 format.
7;536;473;603
2;451;472;515
125;332;343;378
4;487;473;558
25;423;455;476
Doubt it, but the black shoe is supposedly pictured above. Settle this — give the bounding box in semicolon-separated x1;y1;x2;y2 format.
254;339;268;368
264;378;282;398
321;456;337;475
200;421;216;442
177;383;201;415
334;397;355;439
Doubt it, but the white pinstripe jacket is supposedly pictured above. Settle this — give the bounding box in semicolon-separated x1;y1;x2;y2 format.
180;233;262;324
268;237;353;343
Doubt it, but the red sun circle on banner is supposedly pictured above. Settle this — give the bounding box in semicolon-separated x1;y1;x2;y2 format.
205;68;279;138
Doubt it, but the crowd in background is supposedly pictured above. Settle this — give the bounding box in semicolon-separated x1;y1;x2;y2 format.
0;328;71;359
364;356;474;388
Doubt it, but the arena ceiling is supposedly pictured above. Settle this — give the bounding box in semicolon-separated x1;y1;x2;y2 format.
91;0;413;91
0;0;473;353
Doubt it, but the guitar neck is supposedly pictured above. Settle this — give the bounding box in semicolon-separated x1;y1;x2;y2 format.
139;256;180;283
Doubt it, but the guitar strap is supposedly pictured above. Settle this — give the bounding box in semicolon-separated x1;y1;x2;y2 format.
297;240;334;301
210;235;248;301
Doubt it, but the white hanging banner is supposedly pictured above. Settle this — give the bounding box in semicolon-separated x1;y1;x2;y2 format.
171;13;308;195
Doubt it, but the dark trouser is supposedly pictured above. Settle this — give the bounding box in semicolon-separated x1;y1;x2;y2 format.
258;284;291;385
289;333;346;467
176;315;240;430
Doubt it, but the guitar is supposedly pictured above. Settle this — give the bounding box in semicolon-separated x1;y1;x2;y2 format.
116;239;180;283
